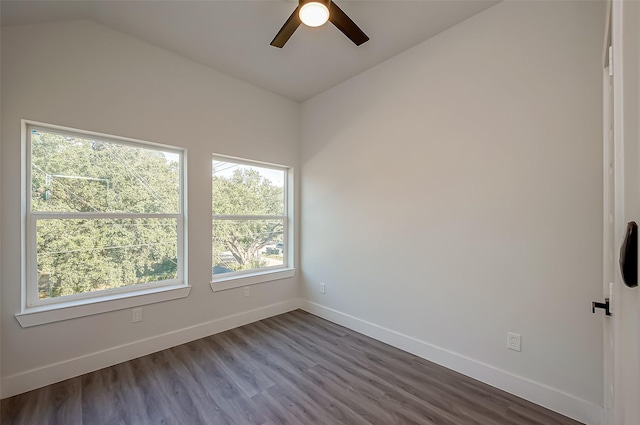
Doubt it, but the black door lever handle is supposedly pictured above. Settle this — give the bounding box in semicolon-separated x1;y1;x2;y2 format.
592;298;611;316
620;221;638;288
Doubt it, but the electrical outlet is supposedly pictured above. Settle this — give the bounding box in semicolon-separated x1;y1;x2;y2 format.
243;286;250;298
132;307;143;323
320;282;326;294
507;332;521;352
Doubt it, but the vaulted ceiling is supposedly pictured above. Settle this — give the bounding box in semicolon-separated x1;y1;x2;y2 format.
1;1;500;102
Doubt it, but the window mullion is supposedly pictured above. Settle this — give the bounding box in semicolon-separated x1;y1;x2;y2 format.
31;212;181;220
212;215;285;220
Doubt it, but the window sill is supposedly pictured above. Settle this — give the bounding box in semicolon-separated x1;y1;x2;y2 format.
210;268;295;292
15;284;191;328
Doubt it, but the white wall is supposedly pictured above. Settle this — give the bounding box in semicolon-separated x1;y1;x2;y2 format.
0;19;299;396
301;1;605;423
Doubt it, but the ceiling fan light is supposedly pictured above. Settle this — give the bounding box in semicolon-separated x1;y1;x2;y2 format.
299;2;330;27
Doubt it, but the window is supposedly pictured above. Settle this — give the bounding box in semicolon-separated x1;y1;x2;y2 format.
211;155;294;290
21;122;188;325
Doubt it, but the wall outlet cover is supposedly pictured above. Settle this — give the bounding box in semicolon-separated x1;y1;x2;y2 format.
132;308;143;323
507;332;521;352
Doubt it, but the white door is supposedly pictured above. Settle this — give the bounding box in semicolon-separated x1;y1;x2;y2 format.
605;1;640;424
602;4;615;422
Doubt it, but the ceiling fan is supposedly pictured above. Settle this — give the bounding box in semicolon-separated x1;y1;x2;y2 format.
271;0;369;48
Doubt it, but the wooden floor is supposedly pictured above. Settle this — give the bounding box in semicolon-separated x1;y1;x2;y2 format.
2;309;582;425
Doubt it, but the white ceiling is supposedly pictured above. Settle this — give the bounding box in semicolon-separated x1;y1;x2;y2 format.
1;0;499;102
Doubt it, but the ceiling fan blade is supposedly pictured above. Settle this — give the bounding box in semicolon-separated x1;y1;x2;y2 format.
271;7;302;48
328;1;369;46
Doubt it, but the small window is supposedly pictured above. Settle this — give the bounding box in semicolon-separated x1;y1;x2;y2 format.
26;124;186;308
212;156;292;284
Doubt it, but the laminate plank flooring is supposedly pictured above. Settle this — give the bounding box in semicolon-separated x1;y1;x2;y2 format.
1;309;583;425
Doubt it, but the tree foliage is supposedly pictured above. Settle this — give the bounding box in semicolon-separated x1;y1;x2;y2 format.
31;130;285;299
31;130;180;300
212;168;284;272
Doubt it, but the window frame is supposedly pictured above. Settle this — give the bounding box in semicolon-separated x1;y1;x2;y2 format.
18;120;190;327
210;154;295;291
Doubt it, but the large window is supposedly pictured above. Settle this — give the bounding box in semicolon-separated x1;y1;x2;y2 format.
26;123;185;309
212;156;293;287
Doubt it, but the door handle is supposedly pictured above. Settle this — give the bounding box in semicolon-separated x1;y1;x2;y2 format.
620;221;638;288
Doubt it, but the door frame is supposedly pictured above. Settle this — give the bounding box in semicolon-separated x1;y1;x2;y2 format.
607;1;640;424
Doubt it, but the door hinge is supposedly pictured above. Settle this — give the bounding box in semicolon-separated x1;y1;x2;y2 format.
592;298;612;316
608;45;613;77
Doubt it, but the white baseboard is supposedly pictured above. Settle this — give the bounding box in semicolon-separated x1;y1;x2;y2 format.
1;299;300;399
301;300;602;425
